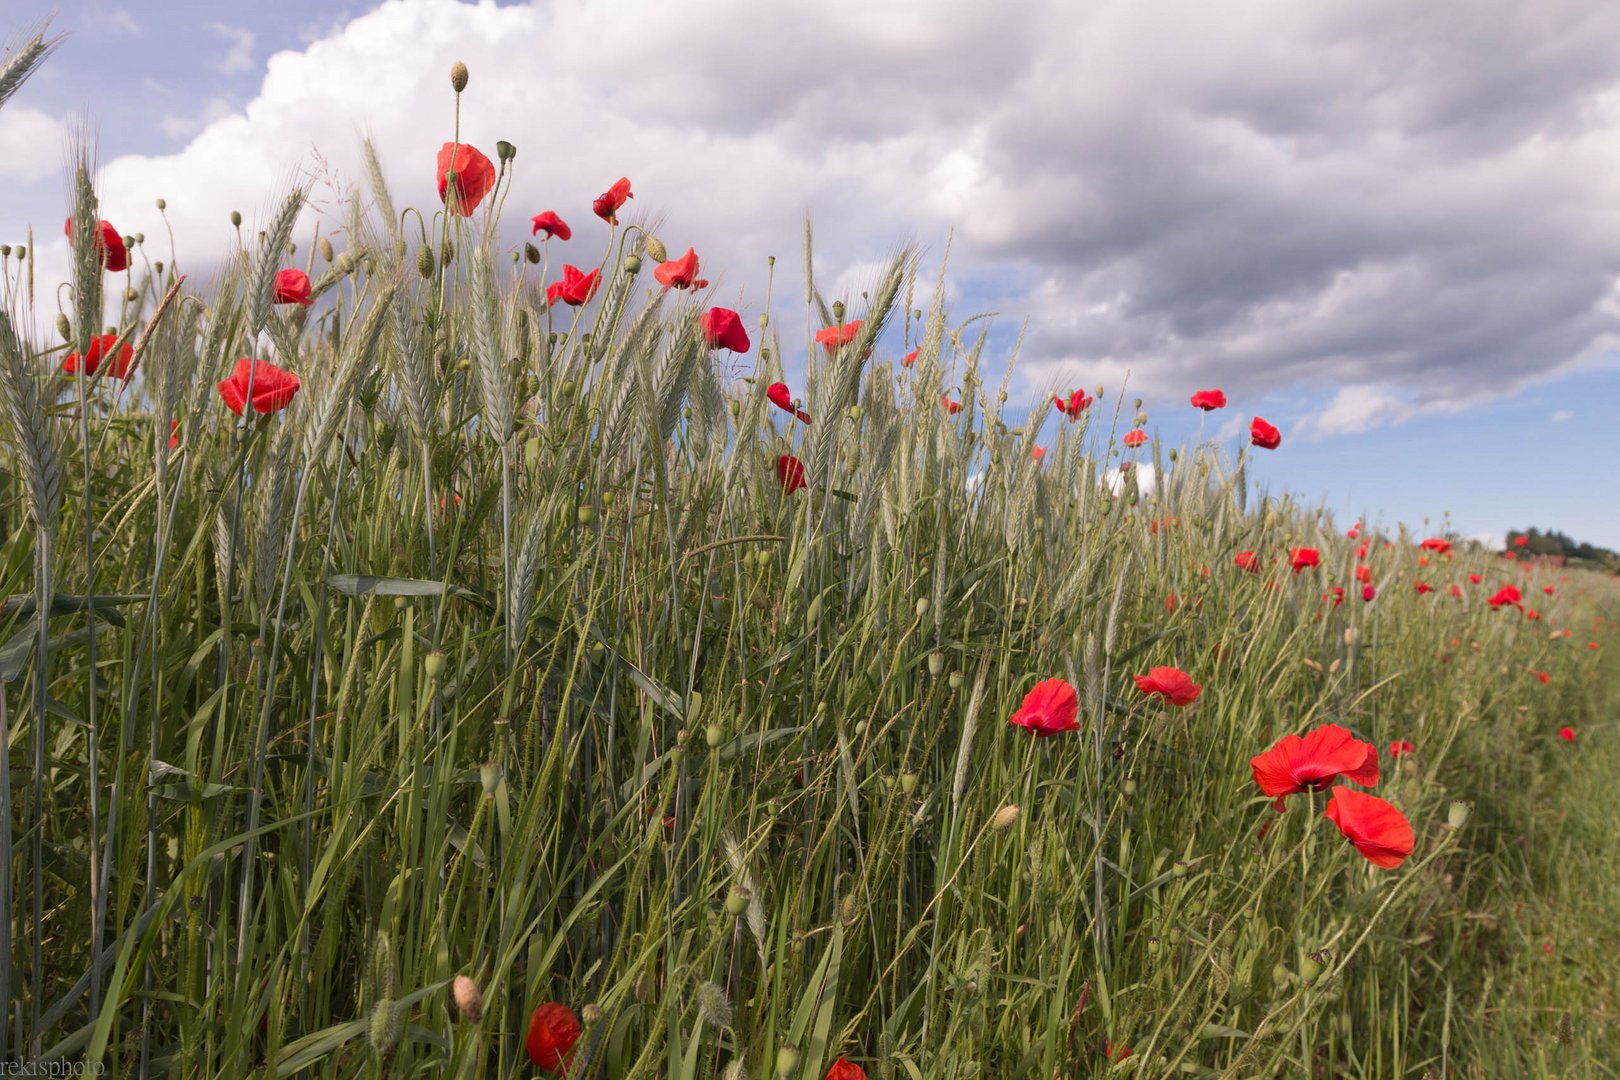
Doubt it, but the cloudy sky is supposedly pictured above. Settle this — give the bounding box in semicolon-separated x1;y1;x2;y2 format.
4;0;1619;545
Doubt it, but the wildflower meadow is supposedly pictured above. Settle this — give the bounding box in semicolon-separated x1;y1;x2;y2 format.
1;36;1617;1079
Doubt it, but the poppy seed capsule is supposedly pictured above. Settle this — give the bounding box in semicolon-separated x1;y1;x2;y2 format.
495;140;515;162
705;724;723;747
832;300;845;321
450;61;469;92
451;975;483;1022
155;198;166;210
624;254;641;274
1447;801;1471;829
581;1002;602;1024
899;772;918;794
725;886;751;916
643;235;667;263
928;651;945;676
914;597;930;616
1123;776;1137;796
948;671;964;689
230;210;241;227
776;1045;801;1076
424;651;447;680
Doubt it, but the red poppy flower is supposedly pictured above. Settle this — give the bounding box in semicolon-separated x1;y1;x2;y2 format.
1353;564;1371;584
1290;547;1320;573
766;381;811;424
1503;551;1517;560
936;395;958;415
1357;542;1369;559
1415;582;1433;594
701;307;751;353
1234;550;1261;573
1123;429;1147;447
1008;677;1081;736
902;348;919;367
1250;416;1282;450
1054;389;1093;419
1543;585;1555;595
654;247;708;290
1589;642;1601;651
1250;723;1380;811
1526;609;1542;621
217;358;300;415
547;265;601;307
62;333;133;380
1190;388;1226;410
1468;573;1482;584
1362;585;1376;601
1559;726;1576;742
1133;666;1201;707
592;176;633;224
64;218;129;273
272;268;313;306
1418;556;1430;567
1532;670;1550;684
1388;740;1414;758
777;454;807;494
816;320;864;355
1491;585;1524;606
1031;445;1047;462
1347;525;1361;539
530;211;571;240
825;1057;867;1080
1514;535;1528;547
1323;787;1414;869
1419;538;1451;555
168;420;180;449
525;1002;581;1073
436;143;496;216
1104;1041;1132;1061
1325;585;1345;607
1449;584;1462;598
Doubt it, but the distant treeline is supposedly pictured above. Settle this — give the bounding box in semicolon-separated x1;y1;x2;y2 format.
1506;528;1620;573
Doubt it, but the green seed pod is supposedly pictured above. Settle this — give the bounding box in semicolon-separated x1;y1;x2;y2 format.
1123;776;1138;797
756;550;773;567
450;61;469;92
124;287;139;303
496;140;515;162
229;210;242;227
416;245;435;278
914;597;930;616
831;300;845;322
1146;936;1162;955
725;886;751;916
12;246;23;260
624;253;641;274
1300;951;1326;984
1172;860;1189;878
776;1044;801;1077
524;438;541;471
1271;962;1294;989
424;651;447;680
852;719;867;736
581;1002;602;1024
1447;801;1471;829
900;772;919;795
155;198;166;211
760;346;772;362
589;641;606;663
577;505;596;525
705;724;724;748
948;671;964;690
318;236;334;262
928;651;945;677
392;596;407;610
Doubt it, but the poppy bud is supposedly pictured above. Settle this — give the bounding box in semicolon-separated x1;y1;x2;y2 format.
760;346;771;362
756;550;772;567
230;210;241;227
451;975;483;1022
581;1002;603;1024
852;719;866;735
318;236;334;262
441;236;454;265
56;313;71;341
524;242;540;265
899;772;918;794
776;1044;801;1076
1134;397;1143;409
1272;962;1293;989
725;886;751;916
424;650;447;680
991;804;1020;830
948;671;964;689
495;140;515;162
643;235;668;263
928;651;945;677
417;246;435;278
705;724;724;747
124;287;139;302
624;254;641;274
450;61;469;92
1123;776;1137;796
1446;801;1471;829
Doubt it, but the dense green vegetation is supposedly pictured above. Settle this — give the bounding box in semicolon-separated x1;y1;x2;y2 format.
1;38;1616;1078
